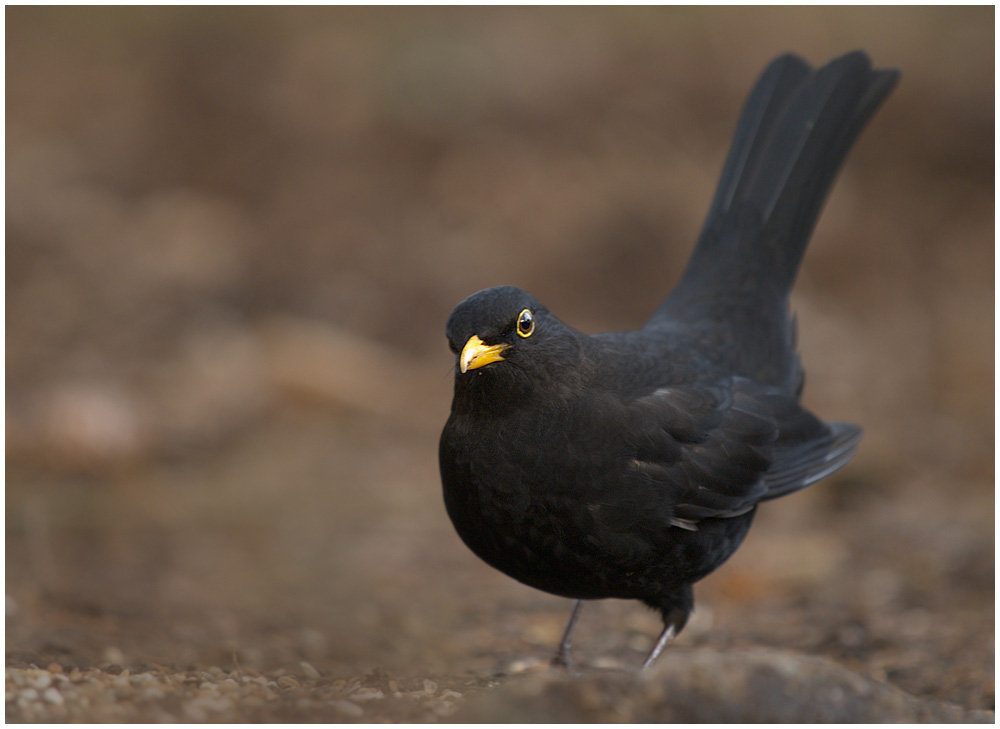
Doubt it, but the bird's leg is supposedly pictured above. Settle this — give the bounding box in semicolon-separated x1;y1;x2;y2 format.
641;623;677;670
641;587;691;669
551;599;584;670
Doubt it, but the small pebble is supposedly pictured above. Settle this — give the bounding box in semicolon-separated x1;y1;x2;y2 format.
102;647;125;665
351;687;383;701
423;679;438;695
277;675;300;689
42;687;64;705
506;659;538;674
299;661;321;679
217;678;239;693
591;656;626;670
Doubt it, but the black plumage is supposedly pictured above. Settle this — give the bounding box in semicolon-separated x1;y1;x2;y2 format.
439;51;898;669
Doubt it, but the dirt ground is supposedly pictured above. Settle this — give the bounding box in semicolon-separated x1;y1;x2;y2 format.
6;7;994;722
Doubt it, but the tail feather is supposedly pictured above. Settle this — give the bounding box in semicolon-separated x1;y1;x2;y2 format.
761;421;863;500
704;54;812;229
666;51;899;307
753;53;900;286
649;51;899;387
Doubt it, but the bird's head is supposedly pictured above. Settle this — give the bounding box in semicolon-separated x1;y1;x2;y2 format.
445;286;586;405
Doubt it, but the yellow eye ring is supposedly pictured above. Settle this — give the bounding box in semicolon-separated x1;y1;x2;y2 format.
516;309;535;338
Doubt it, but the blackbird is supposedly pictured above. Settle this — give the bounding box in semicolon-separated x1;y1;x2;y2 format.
439;51;898;669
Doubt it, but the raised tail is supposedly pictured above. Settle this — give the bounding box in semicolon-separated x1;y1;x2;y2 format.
649;52;898;384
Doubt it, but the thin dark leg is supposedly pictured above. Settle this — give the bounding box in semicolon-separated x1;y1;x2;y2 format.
551;599;584;669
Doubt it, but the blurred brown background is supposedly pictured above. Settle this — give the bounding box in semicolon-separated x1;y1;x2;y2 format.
6;6;994;720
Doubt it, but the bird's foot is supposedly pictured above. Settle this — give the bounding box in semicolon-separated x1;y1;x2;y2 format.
550;648;575;672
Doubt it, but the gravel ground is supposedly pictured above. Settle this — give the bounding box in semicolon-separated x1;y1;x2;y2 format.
6;663;487;723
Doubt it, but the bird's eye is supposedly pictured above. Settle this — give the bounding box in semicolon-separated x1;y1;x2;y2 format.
516;309;535;338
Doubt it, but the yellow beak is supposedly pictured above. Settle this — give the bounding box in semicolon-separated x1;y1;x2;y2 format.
459;335;509;373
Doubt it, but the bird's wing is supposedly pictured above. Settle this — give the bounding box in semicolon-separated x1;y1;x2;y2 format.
625;377;861;526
